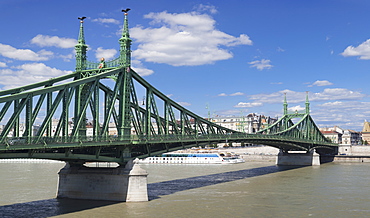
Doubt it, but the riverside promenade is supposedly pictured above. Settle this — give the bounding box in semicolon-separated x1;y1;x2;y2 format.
220;145;370;163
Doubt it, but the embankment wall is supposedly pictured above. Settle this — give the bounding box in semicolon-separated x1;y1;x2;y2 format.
225;145;370;163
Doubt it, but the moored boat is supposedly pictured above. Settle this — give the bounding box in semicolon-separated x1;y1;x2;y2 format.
138;151;245;164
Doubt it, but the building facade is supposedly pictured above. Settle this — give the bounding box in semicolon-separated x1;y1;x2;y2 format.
361;121;370;144
211;113;277;133
2;114;276;139
320;126;361;145
320;130;343;144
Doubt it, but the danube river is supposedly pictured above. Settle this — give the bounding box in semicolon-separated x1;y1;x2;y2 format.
1;160;370;217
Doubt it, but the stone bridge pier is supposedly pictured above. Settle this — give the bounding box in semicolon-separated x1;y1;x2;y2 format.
276;149;320;166
57;159;148;202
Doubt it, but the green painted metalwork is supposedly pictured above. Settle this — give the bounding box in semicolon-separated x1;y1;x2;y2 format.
305;91;310;114
0;10;337;165
75;17;87;72
255;93;334;152
283;93;288;116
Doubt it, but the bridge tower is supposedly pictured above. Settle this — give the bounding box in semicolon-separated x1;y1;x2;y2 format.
72;11;133;139
75;17;87;72
283;93;289;130
58;9;148;202
283;93;288;115
305;91;310;114
117;10;133;138
74;17;89;137
276;93;320;166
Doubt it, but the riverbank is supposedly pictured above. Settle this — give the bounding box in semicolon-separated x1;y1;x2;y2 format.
221;145;370;163
218;146;278;162
1;145;370;164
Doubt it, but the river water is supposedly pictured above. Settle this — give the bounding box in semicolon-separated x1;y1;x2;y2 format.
0;160;370;217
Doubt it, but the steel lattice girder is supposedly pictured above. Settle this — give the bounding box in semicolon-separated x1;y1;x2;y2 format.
0;66;238;162
0;69;336;162
256;113;335;150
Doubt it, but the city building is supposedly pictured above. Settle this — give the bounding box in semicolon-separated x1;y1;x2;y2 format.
320;130;342;144
342;129;361;145
320;126;361;145
2;113;276;139
211;113;277;133
361;121;370;144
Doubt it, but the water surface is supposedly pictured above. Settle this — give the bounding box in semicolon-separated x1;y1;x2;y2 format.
1;161;369;217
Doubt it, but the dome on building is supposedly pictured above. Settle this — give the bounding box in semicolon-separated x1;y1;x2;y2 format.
362;121;370;133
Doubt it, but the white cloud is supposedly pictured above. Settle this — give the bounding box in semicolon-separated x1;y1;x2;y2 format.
312;88;365;101
131;60;154;77
249;88;365;104
31;34;77;48
313;101;370;130
92;18;120;25
288;105;305;112
216;109;249;116
249;89;302;104
15;62;68;76
0;63;71;89
218;92;244;96
309;80;333;87
277;47;285;52
131;11;252;66
0;43;52;61
341;39;370;59
37;49;54;57
177;101;191;107
95;47;117;61
0;62;7;67
319;101;370;111
230;92;244;96
58;53;74;62
234;102;263;108
248;59;273;70
195;4;218;14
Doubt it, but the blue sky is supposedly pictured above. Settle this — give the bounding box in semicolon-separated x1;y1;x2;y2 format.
1;0;370;131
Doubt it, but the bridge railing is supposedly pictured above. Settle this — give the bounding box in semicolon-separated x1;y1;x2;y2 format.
0;132;336;151
86;58;120;69
1;134;230;147
1;135;129;147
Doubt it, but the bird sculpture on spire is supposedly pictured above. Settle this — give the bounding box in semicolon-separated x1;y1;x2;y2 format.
78;16;86;23
122;8;131;15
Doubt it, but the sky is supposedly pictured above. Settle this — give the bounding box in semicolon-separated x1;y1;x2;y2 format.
1;0;370;131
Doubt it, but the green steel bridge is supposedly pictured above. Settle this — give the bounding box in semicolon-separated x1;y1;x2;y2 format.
0;11;337;165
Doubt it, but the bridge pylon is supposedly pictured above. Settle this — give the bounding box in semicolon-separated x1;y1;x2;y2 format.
256;93;337;165
57;9;148;202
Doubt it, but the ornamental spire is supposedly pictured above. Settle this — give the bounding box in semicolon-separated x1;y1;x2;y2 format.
305;91;310;114
77;17;86;44
75;17;87;71
119;8;132;67
283;93;288;115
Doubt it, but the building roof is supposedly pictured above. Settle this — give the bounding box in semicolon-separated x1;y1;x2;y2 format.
347;129;359;133
320;130;342;135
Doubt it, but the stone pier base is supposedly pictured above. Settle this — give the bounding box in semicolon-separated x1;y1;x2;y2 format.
57;159;148;202
276;149;320;166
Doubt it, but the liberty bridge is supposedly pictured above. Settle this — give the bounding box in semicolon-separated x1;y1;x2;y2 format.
0;10;337;201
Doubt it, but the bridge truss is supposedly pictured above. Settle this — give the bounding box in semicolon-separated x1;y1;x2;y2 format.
0;11;337;164
0;11;239;164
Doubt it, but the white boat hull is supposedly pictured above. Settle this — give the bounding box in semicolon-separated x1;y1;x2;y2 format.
138;156;245;164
